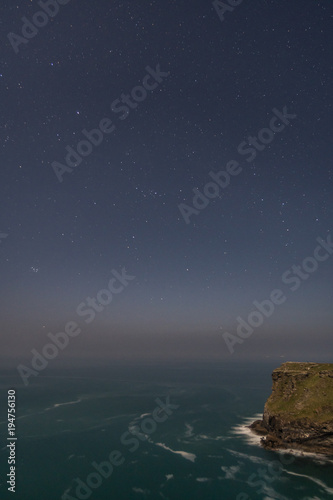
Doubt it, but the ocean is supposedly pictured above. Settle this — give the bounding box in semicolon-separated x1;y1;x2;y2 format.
1;361;332;500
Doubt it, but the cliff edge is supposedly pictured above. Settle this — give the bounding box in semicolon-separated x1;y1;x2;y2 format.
250;362;333;455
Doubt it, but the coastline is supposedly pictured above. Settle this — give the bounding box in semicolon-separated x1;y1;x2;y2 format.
248;417;333;459
231;414;333;462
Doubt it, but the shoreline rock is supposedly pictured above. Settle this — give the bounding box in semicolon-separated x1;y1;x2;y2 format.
250;362;333;456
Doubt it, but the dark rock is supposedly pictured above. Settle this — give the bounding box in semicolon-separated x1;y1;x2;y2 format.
249;419;268;435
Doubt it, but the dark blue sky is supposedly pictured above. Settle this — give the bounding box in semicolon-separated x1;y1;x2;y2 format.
1;0;332;367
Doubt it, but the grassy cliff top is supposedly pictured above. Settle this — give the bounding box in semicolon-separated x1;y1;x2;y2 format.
266;362;333;422
276;362;333;373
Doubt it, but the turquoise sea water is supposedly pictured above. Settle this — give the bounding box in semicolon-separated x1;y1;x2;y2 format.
1;361;332;500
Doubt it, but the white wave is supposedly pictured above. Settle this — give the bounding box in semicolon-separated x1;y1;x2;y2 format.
226;448;270;465
133;487;150;495
221;465;240;479
155;442;196;462
165;474;174;481
229;443;333;499
139;413;151;419
259;483;291;500
230;414;263;447
215;435;231;441
276;447;333;464
128;424;148;441
184;423;194;437
285;470;333;495
196;477;210;482
197;434;210;439
196;433;230;442
45;398;82;411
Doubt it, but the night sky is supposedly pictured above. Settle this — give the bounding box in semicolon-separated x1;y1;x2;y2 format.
1;0;332;368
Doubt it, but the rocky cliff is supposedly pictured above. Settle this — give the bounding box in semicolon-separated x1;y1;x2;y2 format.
250;362;333;455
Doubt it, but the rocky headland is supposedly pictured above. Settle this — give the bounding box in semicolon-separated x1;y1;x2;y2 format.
250;362;333;455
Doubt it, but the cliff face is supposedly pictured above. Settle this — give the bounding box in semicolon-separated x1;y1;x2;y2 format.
250;362;333;455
